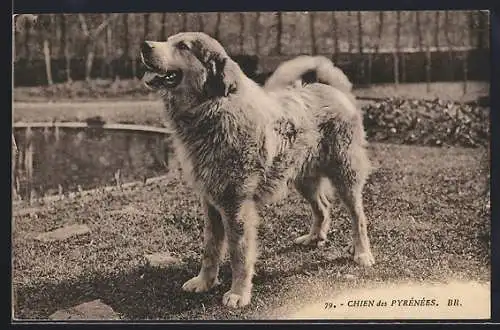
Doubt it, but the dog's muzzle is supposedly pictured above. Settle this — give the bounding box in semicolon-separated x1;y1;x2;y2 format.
140;41;183;89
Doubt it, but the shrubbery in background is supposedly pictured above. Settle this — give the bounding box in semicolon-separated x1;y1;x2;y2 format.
363;98;489;148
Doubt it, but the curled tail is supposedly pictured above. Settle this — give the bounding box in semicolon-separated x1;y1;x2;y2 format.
263;55;353;94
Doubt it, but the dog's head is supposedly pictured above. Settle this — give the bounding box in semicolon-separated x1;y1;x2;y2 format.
140;32;240;102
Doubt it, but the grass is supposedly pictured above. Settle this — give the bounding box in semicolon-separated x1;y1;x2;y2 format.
12;143;490;320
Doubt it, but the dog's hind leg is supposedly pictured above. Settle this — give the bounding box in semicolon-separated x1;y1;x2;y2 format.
294;176;334;247
327;145;375;267
182;200;226;293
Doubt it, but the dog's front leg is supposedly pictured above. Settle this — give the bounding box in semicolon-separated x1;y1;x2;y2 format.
221;199;259;308
182;200;226;292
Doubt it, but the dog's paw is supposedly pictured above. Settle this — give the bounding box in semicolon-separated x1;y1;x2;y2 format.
294;233;327;247
182;275;219;293
222;290;251;308
353;251;375;267
344;244;375;267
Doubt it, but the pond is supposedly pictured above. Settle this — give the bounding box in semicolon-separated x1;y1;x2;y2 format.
13;121;174;202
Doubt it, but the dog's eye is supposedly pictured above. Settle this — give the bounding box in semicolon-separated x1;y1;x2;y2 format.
176;42;190;51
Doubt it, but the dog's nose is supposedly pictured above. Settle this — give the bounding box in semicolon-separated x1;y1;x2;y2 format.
141;41;155;56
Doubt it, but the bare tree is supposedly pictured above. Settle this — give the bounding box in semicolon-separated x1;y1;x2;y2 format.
415;12;424;51
40;15;54;85
443;11;454;80
426;12;433;93
78;14;118;82
255;12;261;55
143;13;150;39
416;12;431;92
120;13;129;80
182;13;188;32
375;11;384;53
23;28;31;61
160;13;167;40
214;12;221;40
467;11;475;48
276;12;283;55
309;12;318;55
393;11;401;86
240;12;245;53
59;14;72;82
357;12;363;54
106;14;113;78
332;12;339;60
476;11;488;49
357;11;365;83
346;11;353;53
434;11;440;49
101;14;108;78
462;11;475;94
198;13;205;32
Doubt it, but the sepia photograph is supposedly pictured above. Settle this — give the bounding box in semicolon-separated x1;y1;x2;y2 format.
12;10;490;321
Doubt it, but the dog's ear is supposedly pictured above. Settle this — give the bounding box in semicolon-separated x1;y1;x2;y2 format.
189;38;239;97
204;56;238;98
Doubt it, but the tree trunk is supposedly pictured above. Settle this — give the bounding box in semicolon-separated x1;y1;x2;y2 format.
59;14;72;82
122;14;129;80
239;12;245;53
43;39;54;85
332;12;339;61
182;13;188;32
214;12;221;40
426;12;433;93
357;12;363;53
444;11;454;80
376;11;384;53
198;13;205;32
101;13;109;78
357;11;365;84
54;14;62;55
416;12;430;92
393;11;401;86
477;11;487;49
276;12;282;55
106;15;113;78
347;12;353;53
143;13;150;39
161;13;167;40
309;12;317;55
85;44;95;82
467;11;475;48
434;11;440;49
415;12;423;51
255;12;261;55
24;19;31;60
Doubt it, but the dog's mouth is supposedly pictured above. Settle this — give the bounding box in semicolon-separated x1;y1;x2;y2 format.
142;69;183;89
141;52;183;89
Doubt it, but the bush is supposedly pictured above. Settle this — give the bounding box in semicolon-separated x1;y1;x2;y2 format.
362;98;490;148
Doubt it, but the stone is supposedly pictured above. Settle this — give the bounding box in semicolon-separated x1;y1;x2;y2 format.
35;224;91;242
49;299;120;320
145;252;180;268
